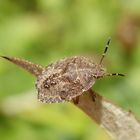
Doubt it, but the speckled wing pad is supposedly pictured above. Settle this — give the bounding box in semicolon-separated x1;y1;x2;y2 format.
36;56;96;103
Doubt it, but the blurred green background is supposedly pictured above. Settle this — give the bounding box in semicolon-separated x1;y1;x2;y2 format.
0;0;140;140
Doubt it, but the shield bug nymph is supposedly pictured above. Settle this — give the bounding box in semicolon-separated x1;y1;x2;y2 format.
1;38;124;103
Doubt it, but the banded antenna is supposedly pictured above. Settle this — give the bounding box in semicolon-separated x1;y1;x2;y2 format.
99;37;111;65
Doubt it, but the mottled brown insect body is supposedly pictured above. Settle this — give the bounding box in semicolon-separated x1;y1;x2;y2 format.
1;38;124;104
36;56;105;103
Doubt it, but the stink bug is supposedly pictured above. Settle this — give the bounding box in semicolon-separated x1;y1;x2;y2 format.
1;38;124;103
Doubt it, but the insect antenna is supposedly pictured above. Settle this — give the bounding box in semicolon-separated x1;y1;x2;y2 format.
105;73;125;77
99;37;111;65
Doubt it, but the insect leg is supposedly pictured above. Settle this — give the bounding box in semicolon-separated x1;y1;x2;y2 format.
72;96;79;104
87;89;96;102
